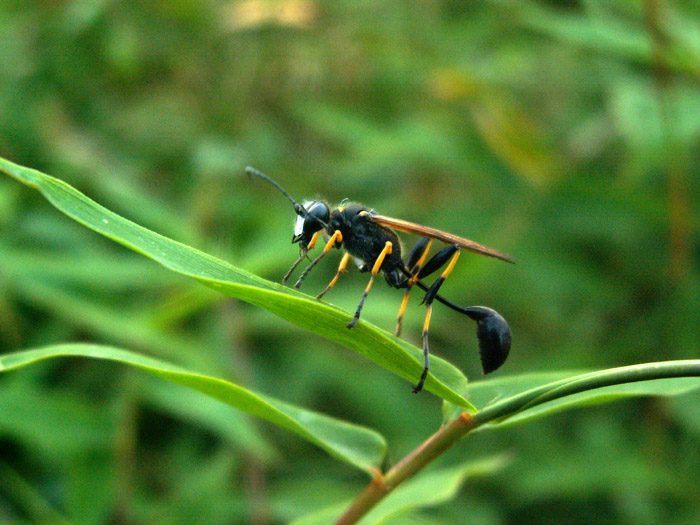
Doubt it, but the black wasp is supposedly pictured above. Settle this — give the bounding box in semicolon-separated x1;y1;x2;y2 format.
247;167;513;393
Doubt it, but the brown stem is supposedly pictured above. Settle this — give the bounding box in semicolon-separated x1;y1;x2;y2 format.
334;412;479;524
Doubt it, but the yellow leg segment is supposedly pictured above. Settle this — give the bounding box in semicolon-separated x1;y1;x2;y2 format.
347;241;392;328
413;248;460;393
409;239;432;281
294;230;343;289
316;252;351;299
395;291;411;336
283;231;321;285
371;241;392;275
395;239;432;337
307;230;320;250
441;250;460;278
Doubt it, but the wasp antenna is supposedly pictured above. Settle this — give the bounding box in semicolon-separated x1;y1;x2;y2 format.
246;167;306;217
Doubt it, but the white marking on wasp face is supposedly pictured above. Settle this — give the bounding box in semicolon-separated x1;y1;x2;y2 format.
295;200;316;236
294;214;305;236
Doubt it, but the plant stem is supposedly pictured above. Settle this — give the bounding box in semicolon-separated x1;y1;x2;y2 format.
334;412;479;524
335;360;700;524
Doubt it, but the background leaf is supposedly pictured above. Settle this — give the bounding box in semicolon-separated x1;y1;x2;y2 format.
1;1;699;522
0;343;386;474
0;156;473;408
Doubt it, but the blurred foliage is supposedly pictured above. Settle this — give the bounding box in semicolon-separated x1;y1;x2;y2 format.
0;0;699;523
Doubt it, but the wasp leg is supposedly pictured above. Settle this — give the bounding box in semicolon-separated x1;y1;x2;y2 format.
413;248;460;393
416;245;460;281
316;252;351;300
396;238;432;336
294;230;342;289
398;243;457;335
395;292;411;337
406;274;512;375
283;231;320;285
406;237;432;271
347;241;393;329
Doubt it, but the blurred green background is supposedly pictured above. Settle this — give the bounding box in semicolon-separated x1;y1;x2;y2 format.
1;0;699;523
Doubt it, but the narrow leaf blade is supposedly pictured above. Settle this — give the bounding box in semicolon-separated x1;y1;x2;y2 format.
0;344;386;474
0;157;473;408
470;361;700;427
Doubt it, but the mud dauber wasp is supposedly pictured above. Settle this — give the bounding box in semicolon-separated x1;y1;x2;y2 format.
247;167;514;393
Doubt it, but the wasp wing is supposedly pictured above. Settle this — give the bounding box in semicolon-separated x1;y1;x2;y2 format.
370;214;515;263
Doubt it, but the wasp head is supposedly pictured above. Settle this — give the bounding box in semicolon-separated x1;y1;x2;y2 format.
292;200;330;250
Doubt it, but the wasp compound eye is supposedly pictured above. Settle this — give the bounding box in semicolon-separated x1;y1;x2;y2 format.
305;200;330;226
462;306;511;374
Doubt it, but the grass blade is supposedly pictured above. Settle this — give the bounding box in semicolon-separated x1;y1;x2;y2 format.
470;361;700;427
0;343;386;474
0;156;473;408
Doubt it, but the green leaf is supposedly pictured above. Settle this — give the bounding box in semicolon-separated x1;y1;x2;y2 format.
0;343;386;474
520;8;651;63
469;361;700;428
0;156;473;409
291;456;508;524
0;462;70;524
